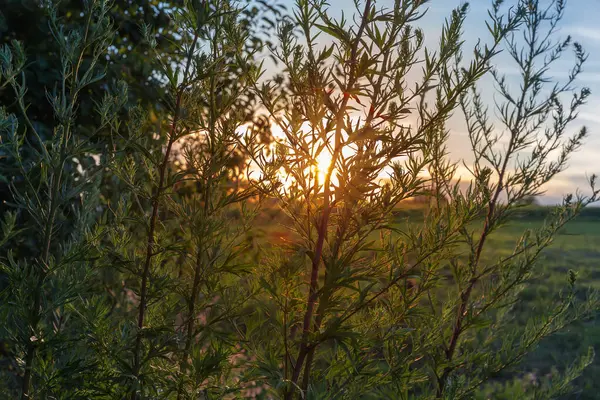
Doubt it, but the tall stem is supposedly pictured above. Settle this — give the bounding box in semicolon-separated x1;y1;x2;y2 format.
175;21;221;398
176;246;205;400
20;8;93;393
436;106;520;398
435;9;537;395
285;2;373;398
131;33;198;400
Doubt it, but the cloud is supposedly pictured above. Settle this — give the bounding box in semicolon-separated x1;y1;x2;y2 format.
553;172;596;187
566;27;600;42
579;72;600;84
493;65;522;77
578;112;600;125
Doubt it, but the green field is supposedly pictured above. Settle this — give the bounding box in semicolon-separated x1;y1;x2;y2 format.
257;208;600;399
469;215;600;399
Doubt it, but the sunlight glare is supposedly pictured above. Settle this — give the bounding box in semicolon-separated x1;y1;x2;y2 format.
315;150;333;185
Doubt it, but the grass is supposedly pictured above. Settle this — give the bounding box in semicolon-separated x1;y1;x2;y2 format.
253;206;600;398
475;216;600;399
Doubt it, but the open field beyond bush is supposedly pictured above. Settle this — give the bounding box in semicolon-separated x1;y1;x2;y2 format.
258;207;600;399
474;215;600;399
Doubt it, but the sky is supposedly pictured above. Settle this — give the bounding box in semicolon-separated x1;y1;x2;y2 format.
275;0;600;204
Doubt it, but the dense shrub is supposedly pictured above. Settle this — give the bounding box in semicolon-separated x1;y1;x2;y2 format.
0;0;598;399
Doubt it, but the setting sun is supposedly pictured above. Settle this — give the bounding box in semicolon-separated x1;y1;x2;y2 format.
315;150;333;185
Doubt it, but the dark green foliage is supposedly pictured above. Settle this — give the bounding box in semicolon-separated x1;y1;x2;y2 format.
0;0;278;218
0;1;118;397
